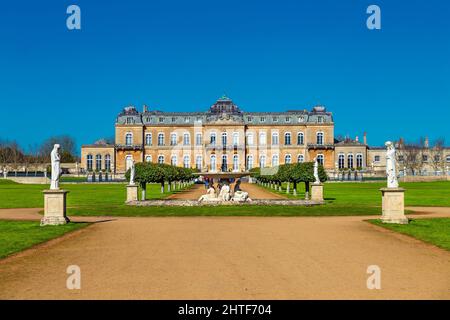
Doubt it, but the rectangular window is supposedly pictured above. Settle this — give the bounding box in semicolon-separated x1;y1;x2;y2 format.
260;117;266;123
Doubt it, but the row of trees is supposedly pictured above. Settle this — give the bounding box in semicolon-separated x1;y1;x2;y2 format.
125;163;195;200
250;162;328;197
0;136;78;175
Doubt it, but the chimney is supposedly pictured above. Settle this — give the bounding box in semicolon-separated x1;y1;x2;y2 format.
143;105;148;113
355;136;359;142
363;132;367;145
424;136;429;148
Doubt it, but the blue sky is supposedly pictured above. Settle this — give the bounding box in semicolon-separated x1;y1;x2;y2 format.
0;0;449;152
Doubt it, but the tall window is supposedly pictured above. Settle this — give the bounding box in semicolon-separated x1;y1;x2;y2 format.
222;133;227;146
347;154;354;169
183;156;190;168
356;154;363;168
196;133;202;146
210;155;216;171
158;133;164;146
247;133;254;145
125;133;133;146
210;133;216;145
272;154;279;166
338;154;345;169
232;132;239;146
316;132;324;145
183;133;190;146
285;154;291;164
145;155;152;162
246;155;253;170
284;132;291;145
259;155;266;168
171;155;177;166
259;132;266;145
272;132;279;145
196;156;202;170
233;155;239;171
221;154;228;171
105;154;111;171
158;155;165;164
297;132;304;145
95;154;102;171
145;133;152;146
87;154;93;171
317;154;324;166
170;133;177;146
297;154;304;163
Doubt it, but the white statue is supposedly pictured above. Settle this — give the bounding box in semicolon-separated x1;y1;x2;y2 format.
129;160;136;185
50;144;61;190
385;141;399;188
198;186;219;202
313;157;320;184
219;184;231;201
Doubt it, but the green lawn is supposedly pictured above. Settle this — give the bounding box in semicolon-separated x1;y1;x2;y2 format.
0;179;449;216
369;218;450;251
0;220;89;259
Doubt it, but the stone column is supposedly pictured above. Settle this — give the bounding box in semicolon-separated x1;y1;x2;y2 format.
380;187;408;224
41;190;70;226
126;184;139;202
310;183;324;202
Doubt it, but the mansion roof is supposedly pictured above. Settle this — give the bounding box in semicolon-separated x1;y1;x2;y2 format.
116;96;333;126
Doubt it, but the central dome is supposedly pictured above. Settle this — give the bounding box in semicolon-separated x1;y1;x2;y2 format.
209;95;242;114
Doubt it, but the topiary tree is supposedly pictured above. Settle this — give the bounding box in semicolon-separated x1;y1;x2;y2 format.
126;162;165;200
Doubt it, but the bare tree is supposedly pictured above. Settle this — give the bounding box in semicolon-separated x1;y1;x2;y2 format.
430;138;446;174
396;139;422;175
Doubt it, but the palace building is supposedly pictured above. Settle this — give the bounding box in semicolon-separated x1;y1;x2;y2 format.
81;96;337;174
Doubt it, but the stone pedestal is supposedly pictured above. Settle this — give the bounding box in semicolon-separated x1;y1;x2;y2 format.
311;183;324;202
41;190;70;226
380;187;408;224
126;184;138;202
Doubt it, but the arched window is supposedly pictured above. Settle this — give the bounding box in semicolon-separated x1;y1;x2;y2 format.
259;132;266;145
233;155;239;171
297;132;304;145
317;154;324;166
272;132;279;145
171;155;177;166
183;155;190;168
210;133;216;145
221;154;228;172
285;154;291;164
284;132;291;145
210;155;217;171
246;155;254;170
347;154;354;168
145;155;152;162
183;133;190;146
297;154;304;163
105;154;111;171
316;132;324;145
247;133;254;145
95;154;102;171
170;133;177;146
356;154;363;168
195;133;202;146
232;132;239;146
125;133;133;146
87;154;93;171
259;155;266;168
221;132;227;146
338;154;345;169
158;133;165;146
145;133;152;146
158;155;165;164
196;156;202;170
272;154;279;166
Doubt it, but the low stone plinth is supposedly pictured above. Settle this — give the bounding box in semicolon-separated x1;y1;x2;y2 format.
126;184;138;202
41;189;70;226
311;183;324;201
128;199;325;207
380;187;408;224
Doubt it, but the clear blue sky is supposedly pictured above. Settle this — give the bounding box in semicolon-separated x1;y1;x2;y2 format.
1;0;449;153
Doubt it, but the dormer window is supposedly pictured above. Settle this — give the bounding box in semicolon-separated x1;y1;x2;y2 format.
184;117;190;123
159;117;164;123
318;116;324;123
285;117;291;123
171;117;176;123
126;117;133;124
146;117;151;122
260;117;266;123
298;116;305;123
272;117;278;122
247;116;252;122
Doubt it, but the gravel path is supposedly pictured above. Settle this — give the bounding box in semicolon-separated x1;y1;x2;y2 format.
0;206;449;299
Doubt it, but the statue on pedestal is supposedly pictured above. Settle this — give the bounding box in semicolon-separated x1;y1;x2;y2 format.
129;160;136;185
385;141;399;188
313;157;320;184
50;144;61;190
